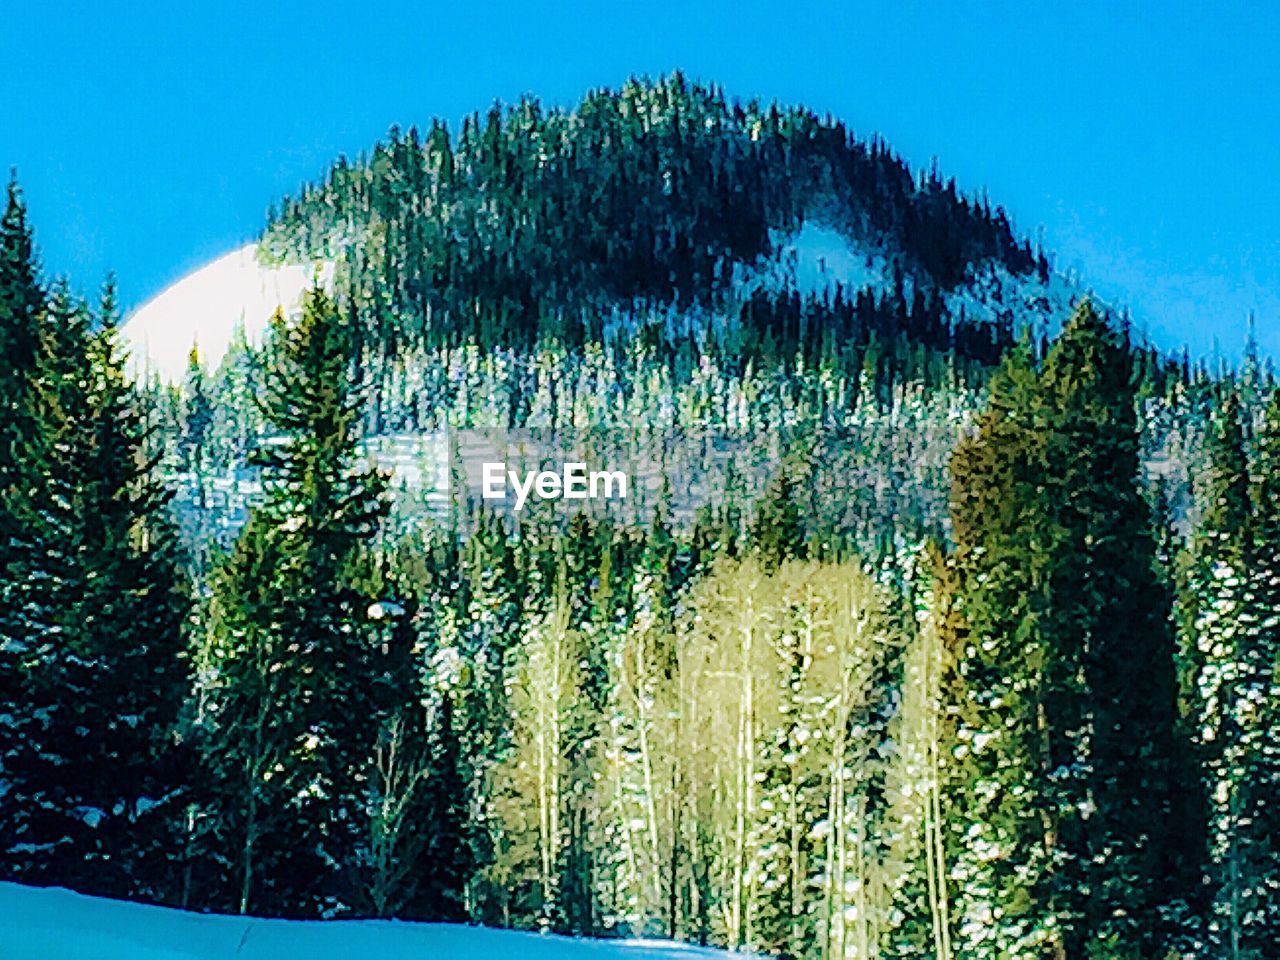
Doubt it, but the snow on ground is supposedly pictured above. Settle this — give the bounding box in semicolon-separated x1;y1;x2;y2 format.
122;244;334;383
943;260;1080;340
0;883;738;960
779;222;888;297
738;221;889;300
752;221;1091;344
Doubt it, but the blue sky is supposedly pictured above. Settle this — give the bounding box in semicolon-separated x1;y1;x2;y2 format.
2;1;1277;357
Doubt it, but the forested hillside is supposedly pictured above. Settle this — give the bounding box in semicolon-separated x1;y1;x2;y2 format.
3;76;1278;960
259;73;1043;357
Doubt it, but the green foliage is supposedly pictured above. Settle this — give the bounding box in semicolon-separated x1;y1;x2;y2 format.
1178;386;1280;958
261;75;1035;365
0;266;189;901
5;82;1280;960
199;290;401;914
949;302;1191;959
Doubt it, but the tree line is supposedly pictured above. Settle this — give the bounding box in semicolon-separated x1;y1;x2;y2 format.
260;73;1046;356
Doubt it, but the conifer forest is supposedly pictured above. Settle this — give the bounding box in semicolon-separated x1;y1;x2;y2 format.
3;76;1279;960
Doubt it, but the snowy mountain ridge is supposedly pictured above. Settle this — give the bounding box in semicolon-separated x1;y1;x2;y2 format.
0;883;739;960
770;220;1082;335
123;219;1078;385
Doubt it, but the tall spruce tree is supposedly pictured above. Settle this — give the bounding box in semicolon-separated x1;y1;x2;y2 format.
0;174;46;878
950;302;1191;959
202;290;394;915
0;278;189;899
1183;389;1253;957
1039;301;1188;958
948;339;1059;960
200;514;297;913
181;345;213;479
0;174;43;424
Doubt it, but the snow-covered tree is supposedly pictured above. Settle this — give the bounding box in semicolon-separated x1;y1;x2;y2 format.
0;279;189;899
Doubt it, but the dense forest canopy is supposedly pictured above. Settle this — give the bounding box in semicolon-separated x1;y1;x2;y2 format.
2;75;1279;960
260;73;1043;360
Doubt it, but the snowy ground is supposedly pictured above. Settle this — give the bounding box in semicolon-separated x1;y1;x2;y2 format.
734;221;890;301
0;883;737;960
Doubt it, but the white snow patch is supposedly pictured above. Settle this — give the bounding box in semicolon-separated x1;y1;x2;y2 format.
739;222;889;300
0;882;737;960
781;222;888;297
122;245;334;384
943;261;1079;339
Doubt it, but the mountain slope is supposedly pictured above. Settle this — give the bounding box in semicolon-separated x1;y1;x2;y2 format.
255;75;1049;356
0;883;732;960
124;76;1079;381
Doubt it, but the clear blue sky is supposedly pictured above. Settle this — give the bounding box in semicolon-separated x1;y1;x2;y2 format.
2;1;1277;357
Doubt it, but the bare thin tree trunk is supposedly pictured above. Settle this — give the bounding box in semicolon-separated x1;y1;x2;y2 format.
633;628;665;918
730;602;757;950
825;681;849;960
238;790;256;916
535;624;563;926
238;684;272;916
854;794;870;960
922;615;953;960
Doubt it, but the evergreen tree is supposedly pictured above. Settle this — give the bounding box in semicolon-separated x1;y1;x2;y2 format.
0;173;43;427
948;339;1058;960
1183;390;1253;956
202;291;391;914
1041;303;1190;958
950;303;1191;959
751;468;807;567
1227;387;1280;957
181;344;213;479
0;279;189;900
0;286;90;887
416;694;471;920
199;515;298;913
0;173;46;879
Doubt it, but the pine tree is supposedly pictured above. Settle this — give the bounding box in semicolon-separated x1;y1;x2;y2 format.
1229;387;1280;957
0;173;46;880
1183;389;1253;956
202;291;390;914
0;173;43;426
751;468;807;568
81;282;190;899
181;344;213;480
0;288;87;889
950;303;1190;959
948;340;1058;960
1041;302;1187;957
200;515;298;914
0;278;189;899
